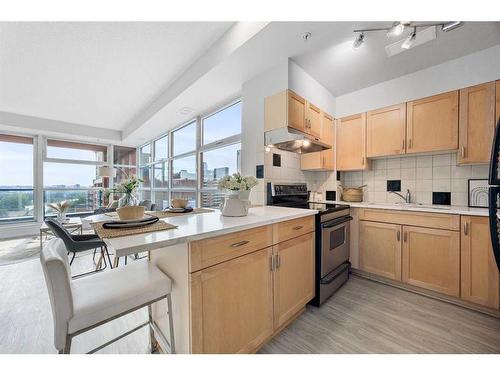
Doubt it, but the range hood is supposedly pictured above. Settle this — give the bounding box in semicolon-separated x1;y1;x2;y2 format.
264;127;330;154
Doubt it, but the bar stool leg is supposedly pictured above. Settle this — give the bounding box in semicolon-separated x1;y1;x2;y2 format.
148;305;159;353
60;335;72;354
166;294;175;354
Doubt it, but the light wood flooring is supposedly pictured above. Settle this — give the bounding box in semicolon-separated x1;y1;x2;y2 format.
1;246;499;354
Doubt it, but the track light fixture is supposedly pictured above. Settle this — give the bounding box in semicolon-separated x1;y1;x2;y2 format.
352;32;365;49
352;21;464;51
401;27;417;49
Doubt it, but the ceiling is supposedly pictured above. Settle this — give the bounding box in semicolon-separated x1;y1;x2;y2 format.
0;22;233;129
293;22;500;97
1;21;499;146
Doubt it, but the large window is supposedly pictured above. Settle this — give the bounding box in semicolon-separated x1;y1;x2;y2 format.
0;135;34;222
138;100;242;209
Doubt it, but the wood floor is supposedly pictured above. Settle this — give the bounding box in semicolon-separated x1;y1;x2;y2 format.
1;248;499;354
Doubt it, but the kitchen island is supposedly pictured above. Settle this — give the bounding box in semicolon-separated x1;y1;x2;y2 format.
92;206;318;353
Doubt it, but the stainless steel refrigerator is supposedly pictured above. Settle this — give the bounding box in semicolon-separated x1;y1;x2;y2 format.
488;118;500;272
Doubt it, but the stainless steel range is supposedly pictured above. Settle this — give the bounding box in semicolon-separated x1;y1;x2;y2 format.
267;183;351;306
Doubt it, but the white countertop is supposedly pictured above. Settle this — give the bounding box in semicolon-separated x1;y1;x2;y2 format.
321;200;489;217
84;206;317;256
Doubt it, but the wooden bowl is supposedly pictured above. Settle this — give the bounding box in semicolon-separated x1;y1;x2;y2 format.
171;198;188;208
341;188;364;202
116;206;145;220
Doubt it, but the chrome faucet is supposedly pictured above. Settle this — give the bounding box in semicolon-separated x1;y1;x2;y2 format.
390;189;411;203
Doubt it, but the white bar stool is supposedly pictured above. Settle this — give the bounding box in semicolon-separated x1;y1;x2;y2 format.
40;238;175;354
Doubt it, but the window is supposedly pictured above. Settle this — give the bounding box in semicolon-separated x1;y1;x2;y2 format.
172;122;196;156
0;135;34;222
136;100;242;210
202;101;241;145
154;136;168;161
47;139;107;162
114;146;136;167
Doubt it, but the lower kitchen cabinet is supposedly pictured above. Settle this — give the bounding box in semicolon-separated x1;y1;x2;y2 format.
402;226;460;297
461;216;500;309
359;221;402;280
273;232;315;328
190;247;274;353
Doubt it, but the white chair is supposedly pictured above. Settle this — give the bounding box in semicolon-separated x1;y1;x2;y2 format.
40;238;175;354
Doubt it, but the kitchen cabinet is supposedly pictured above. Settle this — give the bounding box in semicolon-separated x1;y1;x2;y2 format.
366;103;406;157
359;221;402;280
406;90;459;154
458;82;496;164
264;90;330;141
402;225;460;297
300;148;334;171
460;216;500;309
496;80;500;122
273;232;315;329
336;113;369;171
190;247;274;353
307;101;322;139
321;112;334;147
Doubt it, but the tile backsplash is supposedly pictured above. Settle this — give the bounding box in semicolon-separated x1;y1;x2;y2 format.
341;152;489;206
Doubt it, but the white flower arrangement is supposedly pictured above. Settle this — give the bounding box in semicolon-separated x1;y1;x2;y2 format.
217;173;258;191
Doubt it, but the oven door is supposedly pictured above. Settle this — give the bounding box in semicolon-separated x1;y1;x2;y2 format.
321;216;352;278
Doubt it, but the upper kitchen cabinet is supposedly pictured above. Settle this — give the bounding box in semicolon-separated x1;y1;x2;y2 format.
336;113;369;171
264;90;332;143
321;112;334;147
366;103;406;157
300;148;334;171
458;82;496;164
406;90;459;154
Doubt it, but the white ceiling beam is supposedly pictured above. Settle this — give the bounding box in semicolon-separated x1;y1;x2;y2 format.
0;111;122;141
122;21;269;141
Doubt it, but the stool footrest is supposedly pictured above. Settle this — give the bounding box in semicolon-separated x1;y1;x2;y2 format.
86;321;149;354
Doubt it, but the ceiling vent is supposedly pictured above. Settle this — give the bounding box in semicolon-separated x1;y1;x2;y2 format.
178;107;194;116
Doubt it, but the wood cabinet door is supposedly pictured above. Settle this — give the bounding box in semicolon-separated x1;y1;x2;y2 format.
307;102;322;138
497;80;500;123
321;148;335;170
287;90;306;132
336;113;368;171
402;226;460;297
406;91;459;154
366;103;406;157
460;216;500;309
359;221;402;280
458;82;496;164
321;112;334;147
273;232;315;329
300;151;322;170
190;247;274;353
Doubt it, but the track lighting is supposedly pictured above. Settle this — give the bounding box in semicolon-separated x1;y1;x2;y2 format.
353;33;365;49
401;27;417;49
387;22;405;37
442;21;463;32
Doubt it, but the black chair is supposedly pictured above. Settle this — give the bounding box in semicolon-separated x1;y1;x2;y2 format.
44;218;113;278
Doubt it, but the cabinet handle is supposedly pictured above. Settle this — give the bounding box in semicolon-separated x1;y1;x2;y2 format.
461;146;466;158
397;230;401;242
403;231;407;242
292;225;303;231
270;255;275;271
230;240;249;248
408;139;412;149
276;254;281;269
402;139;405;151
322;156;326;166
464;222;469;236
362;156;365;165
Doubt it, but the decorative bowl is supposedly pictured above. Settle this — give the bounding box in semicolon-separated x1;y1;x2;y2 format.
171;198;188;208
116;205;145;220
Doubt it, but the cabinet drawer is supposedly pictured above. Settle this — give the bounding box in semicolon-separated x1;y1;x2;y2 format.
273;216;314;244
189;225;273;272
358;209;459;231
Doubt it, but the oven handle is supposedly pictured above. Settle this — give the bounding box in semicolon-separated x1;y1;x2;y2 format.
322;216;353;228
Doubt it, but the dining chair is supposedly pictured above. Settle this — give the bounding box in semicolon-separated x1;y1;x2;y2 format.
44;218;112;278
40;238;175;354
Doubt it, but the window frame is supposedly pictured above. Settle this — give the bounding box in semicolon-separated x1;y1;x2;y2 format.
138;99;242;208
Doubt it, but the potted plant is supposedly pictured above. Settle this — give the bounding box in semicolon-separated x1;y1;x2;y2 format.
113;175;143;208
217;173;258;217
47;200;71;222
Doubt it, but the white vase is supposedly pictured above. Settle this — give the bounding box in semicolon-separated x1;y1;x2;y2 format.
238;190;251;200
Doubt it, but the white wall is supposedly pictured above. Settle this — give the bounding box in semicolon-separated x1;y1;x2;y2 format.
288;60;336;115
335;44;500;118
241;61;289;205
